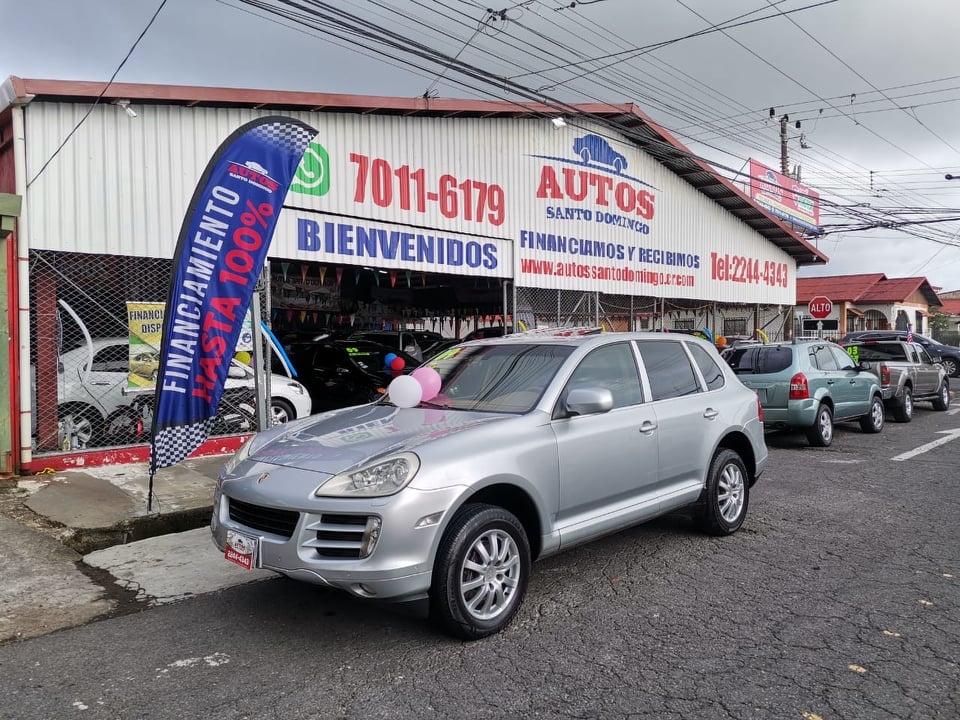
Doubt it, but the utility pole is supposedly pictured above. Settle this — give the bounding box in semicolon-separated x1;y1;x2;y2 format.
780;115;789;175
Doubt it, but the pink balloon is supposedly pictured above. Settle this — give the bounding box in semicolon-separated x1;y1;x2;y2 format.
412;366;442;402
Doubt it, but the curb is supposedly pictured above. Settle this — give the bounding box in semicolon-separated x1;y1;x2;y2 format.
64;506;214;555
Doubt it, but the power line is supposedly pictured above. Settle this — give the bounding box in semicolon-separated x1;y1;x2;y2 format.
27;0;169;188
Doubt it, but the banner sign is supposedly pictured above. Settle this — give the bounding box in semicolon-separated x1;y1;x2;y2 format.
149;116;317;476
748;159;820;232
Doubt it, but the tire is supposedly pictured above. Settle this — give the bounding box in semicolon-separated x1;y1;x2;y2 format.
806;403;833;447
859;395;885;434
943;357;959;378
430;503;530;640
104;406;143;445
270;398;296;426
932;380;950;411
892;386;913;423
696;448;749;536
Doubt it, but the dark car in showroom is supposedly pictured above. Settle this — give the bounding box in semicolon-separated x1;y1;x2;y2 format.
281;340;420;412
840;330;960;378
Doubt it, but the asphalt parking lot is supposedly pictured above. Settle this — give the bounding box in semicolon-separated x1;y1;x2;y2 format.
1;397;958;720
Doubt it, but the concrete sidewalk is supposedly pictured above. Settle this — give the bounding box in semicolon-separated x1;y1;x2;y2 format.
20;454;228;553
1;454;236;644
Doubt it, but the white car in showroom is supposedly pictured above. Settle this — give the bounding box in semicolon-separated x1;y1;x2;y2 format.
52;337;311;449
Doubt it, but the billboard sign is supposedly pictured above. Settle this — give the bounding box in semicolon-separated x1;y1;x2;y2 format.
748;159;820;233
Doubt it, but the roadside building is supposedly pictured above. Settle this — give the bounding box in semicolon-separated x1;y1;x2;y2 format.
0;76;826;471
794;274;941;340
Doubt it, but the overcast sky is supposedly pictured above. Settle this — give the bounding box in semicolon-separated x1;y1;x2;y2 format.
2;0;959;292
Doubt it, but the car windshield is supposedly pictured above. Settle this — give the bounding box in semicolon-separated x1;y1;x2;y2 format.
415;343;573;413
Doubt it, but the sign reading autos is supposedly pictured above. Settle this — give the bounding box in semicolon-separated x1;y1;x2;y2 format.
270;116;796;303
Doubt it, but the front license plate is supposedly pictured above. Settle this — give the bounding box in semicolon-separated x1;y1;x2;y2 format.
224;529;258;571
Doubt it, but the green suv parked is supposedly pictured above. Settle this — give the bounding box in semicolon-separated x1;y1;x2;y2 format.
723;339;885;447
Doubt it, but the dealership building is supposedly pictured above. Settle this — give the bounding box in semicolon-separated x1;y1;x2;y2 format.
0;76;827;473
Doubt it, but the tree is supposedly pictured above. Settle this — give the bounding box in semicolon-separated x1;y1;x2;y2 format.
929;311;950;341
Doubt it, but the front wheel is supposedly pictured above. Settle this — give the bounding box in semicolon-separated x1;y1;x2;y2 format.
806;404;833;447
431;504;530;640
696;448;749;536
892;387;913;422
932;380;950;411
270;398;296;426
859;395;885;434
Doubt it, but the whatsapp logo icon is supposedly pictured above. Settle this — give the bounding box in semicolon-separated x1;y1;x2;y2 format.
291;141;330;197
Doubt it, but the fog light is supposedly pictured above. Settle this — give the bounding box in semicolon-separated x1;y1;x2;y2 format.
359;516;382;559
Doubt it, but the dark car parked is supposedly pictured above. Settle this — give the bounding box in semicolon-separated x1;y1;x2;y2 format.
347;330;449;362
460;325;514;342
282;340;420;412
839;331;960;378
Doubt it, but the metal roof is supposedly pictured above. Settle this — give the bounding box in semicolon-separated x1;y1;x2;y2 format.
797;273;941;307
1;75;828;266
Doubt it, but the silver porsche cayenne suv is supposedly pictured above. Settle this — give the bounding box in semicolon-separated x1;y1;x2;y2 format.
212;331;767;639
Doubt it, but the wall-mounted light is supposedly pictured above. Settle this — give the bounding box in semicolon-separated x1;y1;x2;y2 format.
112;99;137;118
551;117;566;128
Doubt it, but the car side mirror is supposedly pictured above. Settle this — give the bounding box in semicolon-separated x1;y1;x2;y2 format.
227;365;247;379
565;387;614;416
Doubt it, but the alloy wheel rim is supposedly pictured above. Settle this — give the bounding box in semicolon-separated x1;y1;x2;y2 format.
872;400;884;428
718;462;745;523
905;393;913;417
820;410;833;443
459;529;521;621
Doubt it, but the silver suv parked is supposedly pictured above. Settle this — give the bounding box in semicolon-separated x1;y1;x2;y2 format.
212;332;767;639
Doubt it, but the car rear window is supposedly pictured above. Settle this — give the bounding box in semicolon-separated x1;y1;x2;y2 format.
853;343;907;361
724;346;792;374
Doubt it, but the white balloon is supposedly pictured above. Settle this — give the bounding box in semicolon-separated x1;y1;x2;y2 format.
388;375;423;408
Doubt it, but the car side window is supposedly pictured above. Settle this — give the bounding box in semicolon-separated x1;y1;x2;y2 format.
811;345;838;370
687;343;725;390
636;340;700;400
916;346;934;365
91;344;130;372
905;344;919;363
830;346;856;370
564;343;643;408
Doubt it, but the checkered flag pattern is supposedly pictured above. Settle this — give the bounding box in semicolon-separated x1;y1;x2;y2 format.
251;121;316;156
150;418;214;472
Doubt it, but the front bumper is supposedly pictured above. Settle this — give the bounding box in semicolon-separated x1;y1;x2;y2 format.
211;481;464;602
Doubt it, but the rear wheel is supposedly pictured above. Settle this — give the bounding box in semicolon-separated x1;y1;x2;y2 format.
431;504;530;640
806;404;833;447
859;395;885;433
696;448;749;536
58;405;103;449
892;387;913;423
932;380;950;411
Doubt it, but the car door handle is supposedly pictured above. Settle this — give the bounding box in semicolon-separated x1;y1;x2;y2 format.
826;380;835;385
639;421;657;434
90;381;113;386
703;408;718;420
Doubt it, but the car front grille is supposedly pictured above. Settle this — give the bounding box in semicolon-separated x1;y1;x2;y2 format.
228;498;299;539
309;513;376;558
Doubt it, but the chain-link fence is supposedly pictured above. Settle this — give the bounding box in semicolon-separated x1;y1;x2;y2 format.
509;285;791;342
29;249;270;456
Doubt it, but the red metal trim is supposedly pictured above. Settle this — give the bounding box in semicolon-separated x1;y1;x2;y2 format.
5;225;18;474
20;435;250;473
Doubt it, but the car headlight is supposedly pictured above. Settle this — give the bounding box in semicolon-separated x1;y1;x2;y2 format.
223;435;256;476
315;452;420;498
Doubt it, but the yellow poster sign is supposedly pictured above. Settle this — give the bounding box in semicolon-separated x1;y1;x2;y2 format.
126;302;164;389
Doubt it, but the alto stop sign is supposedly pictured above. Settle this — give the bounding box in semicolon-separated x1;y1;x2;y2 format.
808;296;833;319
